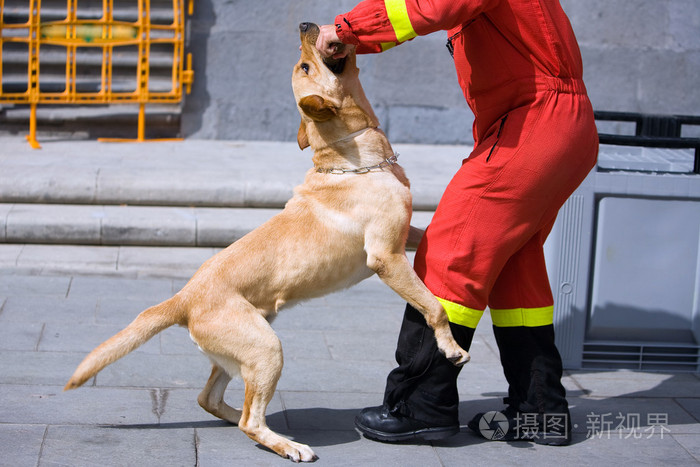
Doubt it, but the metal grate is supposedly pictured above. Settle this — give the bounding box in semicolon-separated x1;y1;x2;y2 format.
0;0;193;147
582;342;700;372
594;111;700;174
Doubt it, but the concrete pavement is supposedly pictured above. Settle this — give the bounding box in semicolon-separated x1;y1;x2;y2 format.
0;137;699;465
1;246;700;466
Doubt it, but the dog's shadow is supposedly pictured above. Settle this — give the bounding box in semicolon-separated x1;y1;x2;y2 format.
266;407;362;446
267;404;496;448
266;404;490;448
109;396;594;449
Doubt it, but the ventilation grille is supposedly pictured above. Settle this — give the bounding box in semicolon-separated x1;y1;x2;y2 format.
0;0;184;138
583;342;700;372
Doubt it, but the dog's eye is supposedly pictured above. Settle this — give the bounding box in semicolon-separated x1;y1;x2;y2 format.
300;63;310;74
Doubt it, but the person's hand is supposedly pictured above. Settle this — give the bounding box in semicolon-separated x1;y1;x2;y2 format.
316;24;354;59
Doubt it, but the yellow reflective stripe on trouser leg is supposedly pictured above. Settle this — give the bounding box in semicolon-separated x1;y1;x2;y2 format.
384;0;417;42
436;297;484;329
490;306;554;327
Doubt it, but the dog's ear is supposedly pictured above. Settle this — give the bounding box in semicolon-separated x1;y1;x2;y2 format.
297;119;310;150
298;95;337;122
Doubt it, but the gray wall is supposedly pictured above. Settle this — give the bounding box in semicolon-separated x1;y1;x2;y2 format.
181;0;700;144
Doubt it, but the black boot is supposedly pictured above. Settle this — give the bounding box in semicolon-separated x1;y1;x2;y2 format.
354;405;461;442
355;304;474;442
467;324;571;445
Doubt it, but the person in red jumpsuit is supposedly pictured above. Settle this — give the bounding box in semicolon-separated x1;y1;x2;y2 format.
317;0;598;445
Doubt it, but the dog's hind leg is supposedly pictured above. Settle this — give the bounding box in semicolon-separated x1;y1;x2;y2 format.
198;364;242;424
192;307;317;462
236;317;317;462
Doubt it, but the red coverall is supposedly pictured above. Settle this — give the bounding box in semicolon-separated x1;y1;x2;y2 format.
336;0;598;328
336;0;599;436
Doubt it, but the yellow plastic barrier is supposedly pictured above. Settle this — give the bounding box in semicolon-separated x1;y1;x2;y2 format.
0;0;194;148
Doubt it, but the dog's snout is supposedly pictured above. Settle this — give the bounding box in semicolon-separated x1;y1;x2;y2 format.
299;22;319;41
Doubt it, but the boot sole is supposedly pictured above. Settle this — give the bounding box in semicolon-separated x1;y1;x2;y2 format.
355;420;460;442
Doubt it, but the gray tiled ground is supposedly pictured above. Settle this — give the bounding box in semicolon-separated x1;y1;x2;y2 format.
1;248;699;466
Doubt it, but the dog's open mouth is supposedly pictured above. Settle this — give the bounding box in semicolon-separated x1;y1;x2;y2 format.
323;56;347;74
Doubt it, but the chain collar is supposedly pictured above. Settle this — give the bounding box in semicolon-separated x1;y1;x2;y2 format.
316;153;399;175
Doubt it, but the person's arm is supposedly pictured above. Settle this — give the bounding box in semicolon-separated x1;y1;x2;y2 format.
335;0;500;53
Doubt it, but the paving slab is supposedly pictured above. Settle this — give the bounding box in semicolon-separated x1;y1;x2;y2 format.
279;391;385;432
276;329;334;361
677;398;700;425
0;350;89;386
0;385;158;426
567;370;700;398
0;274;71;297
568;396;699;436
195;425;443;467
275;357;395;394
38;321;162;354
95;352;212;389
0;243;23;266
672;434;700;462
40;425;196;467
0;321;44;351
67;275;176;301
297;431;444;467
154;389;289;431
95;296;162;324
16;243;120;273
115;246;218;278
0;295;98;324
160;325;204;356
0;424;46;467
433;430;698;466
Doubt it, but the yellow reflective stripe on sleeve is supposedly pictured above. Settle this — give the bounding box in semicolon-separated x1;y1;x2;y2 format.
490;306;554;327
436;297;484;329
380;42;397;51
384;0;417;42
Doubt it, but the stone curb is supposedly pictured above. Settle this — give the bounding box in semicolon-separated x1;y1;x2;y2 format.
0;203;435;247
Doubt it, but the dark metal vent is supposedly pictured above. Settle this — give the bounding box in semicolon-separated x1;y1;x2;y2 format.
583;342;700;372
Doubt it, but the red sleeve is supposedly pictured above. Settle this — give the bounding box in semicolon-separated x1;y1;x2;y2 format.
335;0;500;54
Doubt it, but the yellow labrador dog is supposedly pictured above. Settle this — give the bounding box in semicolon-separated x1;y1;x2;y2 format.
65;22;469;463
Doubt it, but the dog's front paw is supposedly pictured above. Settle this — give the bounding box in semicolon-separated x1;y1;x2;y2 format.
439;342;470;367
285;441;318;463
447;349;470;367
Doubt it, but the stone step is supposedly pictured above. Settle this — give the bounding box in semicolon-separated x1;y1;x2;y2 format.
0;203;435;247
0;139;465;210
0;137;460;246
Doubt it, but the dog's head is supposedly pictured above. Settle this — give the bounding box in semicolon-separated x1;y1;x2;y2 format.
293;22;378;150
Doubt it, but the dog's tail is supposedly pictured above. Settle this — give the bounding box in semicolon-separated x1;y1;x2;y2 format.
64;295;186;390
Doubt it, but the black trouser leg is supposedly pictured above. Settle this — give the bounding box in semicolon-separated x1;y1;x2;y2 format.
382;303;475;426
492;324;568;415
485;324;571;443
